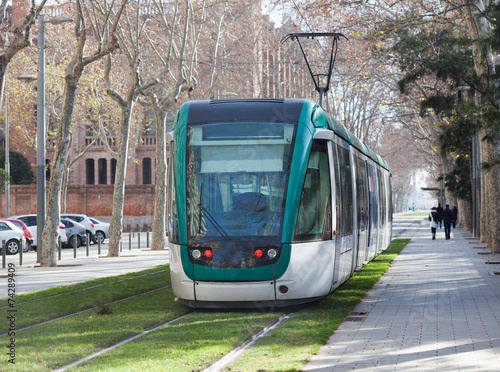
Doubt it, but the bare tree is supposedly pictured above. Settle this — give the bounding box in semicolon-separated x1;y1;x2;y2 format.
0;0;49;151
41;0;126;266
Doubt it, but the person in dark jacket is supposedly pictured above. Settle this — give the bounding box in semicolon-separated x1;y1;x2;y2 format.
441;204;453;239
429;207;439;240
436;203;443;228
452;206;458;228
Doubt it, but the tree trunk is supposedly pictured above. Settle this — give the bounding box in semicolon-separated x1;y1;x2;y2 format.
41;81;79;266
61;166;69;214
150;107;167;250
107;102;136;256
479;126;500;251
461;1;500;253
458;198;472;232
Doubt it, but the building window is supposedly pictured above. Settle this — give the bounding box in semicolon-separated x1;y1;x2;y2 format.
98;158;107;184
86;159;95;184
143;157;152;184
110;158;116;185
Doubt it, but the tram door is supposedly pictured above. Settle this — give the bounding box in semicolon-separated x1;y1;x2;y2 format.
328;141;341;288
331;140;354;288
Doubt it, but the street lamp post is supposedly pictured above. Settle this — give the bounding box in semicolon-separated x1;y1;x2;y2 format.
35;14;46;263
5;90;9;217
17;14;73;263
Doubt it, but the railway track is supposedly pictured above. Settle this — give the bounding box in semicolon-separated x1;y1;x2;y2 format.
0;284;171;337
53;312;194;372
51;307;298;371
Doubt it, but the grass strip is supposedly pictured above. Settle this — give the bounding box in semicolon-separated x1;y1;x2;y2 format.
1;287;189;371
2;264;169;304
228;238;410;371
401;212;429;216
0;265;170;333
67;311;283;372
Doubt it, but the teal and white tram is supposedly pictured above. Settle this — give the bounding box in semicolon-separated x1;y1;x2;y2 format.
167;98;392;308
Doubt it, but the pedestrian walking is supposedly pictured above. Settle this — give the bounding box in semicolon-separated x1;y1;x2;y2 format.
441;204;453;239
429;207;439;240
452;206;458;228
436;203;443;228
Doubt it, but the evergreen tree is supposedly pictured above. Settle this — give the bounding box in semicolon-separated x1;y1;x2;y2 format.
391;26;478;206
0;151;35;184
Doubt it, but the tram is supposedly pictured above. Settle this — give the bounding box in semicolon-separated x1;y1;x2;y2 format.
167;98;392;308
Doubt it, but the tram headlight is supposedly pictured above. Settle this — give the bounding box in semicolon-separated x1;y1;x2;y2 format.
267;248;277;259
192;249;201;259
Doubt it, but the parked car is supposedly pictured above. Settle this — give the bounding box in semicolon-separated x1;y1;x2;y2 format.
1;218;33;252
60;214;96;243
0;220;25;255
9;214;68;250
61;219;87;248
88;217;110;244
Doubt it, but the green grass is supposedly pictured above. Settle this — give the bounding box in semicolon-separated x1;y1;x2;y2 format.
1;239;409;372
401;212;429;216
2;288;189;371
0;265;171;332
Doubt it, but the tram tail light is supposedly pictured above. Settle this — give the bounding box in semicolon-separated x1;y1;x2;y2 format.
203;249;213;258
192;249;201;259
253;249;264;258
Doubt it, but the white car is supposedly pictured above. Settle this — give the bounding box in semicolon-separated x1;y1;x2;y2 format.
9;214;68;250
0;220;25;255
89;217;110;244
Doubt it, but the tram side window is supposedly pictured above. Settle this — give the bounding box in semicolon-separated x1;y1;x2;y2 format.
293;141;332;242
338;147;353;236
355;156;369;232
378;168;385;229
167;144;180;243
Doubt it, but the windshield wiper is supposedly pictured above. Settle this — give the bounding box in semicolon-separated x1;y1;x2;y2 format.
199;204;230;240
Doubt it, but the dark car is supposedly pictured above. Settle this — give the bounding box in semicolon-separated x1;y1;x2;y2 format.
61;219;87;248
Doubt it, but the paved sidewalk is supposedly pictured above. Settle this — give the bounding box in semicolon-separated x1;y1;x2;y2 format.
304;219;500;371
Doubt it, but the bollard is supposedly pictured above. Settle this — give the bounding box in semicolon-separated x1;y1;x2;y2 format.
73;236;77;258
58;238;62;260
120;240;122;252
19;241;23;266
138;232;141;250
129;233;132;251
98;238;101;255
147;231;150;248
86;234;89;256
2;240;5;269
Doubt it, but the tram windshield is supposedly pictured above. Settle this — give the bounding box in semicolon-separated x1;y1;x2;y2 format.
186;122;296;242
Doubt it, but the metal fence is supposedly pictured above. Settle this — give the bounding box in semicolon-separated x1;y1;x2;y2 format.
2;231;155;268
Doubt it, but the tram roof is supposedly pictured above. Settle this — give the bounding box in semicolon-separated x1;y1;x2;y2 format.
180;98;390;171
186;98;305;124
321;108;389;171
